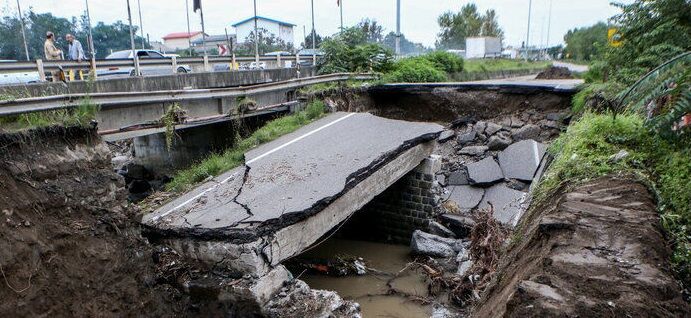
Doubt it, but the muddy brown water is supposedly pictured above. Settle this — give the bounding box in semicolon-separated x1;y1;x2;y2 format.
297;238;434;317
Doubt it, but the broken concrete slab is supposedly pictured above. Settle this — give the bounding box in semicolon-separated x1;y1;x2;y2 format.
447;169;469;185
456;131;477;145
478;184;527;226
429;221;456;238
438;130;455;142
446;185;484;211
458;145;488;156
485;122;502;136
487;132;512;150
498;139;547;181
411;230;457;258
439;213;476;238
466;157;504;186
512;124;541;141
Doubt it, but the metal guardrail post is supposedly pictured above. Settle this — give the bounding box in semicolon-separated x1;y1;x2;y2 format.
171;56;178;74
277;54;281;68
36;59;46;81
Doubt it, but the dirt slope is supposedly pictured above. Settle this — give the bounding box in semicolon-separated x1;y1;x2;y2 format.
472;175;690;317
0;127;189;317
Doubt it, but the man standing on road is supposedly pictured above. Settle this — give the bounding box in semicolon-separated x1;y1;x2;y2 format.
44;31;63;82
66;34;85;62
44;31;62;61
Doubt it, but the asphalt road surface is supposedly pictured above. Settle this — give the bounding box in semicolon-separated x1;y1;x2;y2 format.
143;112;443;239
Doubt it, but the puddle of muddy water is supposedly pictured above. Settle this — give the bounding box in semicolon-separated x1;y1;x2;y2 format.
296;238;434;317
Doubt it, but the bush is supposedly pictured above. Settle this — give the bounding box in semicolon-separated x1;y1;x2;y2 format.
319;27;394;74
384;58;447;83
421;51;463;74
583;60;608;83
571;82;626;113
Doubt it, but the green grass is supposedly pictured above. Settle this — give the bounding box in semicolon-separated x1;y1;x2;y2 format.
298;80;372;95
165;100;327;193
462;59;551;73
533;112;691;285
0;96;99;132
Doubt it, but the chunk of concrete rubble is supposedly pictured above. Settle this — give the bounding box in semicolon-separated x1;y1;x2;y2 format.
446;185;484;211
478;184;527;226
458;145;488;156
498;139;547;181
264;280;361;317
447;169;469;185
512;124;541;141
431;306;456;318
487;132;512;150
437;130;456;142
436;174;447;186
456;250;474;277
456;131;477;145
467;157;504;185
473;121;488;135
410;230;458;258
485;122;502;136
439;213;476;238
428;221;456;238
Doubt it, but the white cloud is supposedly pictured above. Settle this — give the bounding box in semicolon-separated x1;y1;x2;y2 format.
11;0;630;47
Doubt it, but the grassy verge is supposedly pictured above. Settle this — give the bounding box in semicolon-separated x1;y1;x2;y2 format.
0;96;98;132
165;100;326;193
297;79;372;95
463;59;551;73
533;112;691;285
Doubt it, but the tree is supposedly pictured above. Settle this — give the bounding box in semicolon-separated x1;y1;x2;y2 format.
436;3;503;50
91;21;147;58
356;19;384;43
237;28;293;55
604;0;691;83
302;30;324;49
563;22;608;61
319;26;393;74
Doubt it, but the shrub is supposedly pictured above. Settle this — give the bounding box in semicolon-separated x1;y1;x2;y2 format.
571;82;626;114
422;51;464;74
384;58;447;83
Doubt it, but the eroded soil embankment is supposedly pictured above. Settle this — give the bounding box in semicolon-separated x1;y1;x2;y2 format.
0;127;190;316
472;175;690;317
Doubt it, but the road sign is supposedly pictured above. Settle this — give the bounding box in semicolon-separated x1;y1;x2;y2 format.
218;44;230;56
608;28;623;47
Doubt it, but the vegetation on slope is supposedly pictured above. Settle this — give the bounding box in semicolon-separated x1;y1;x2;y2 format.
0;96;98;132
166;100;326;193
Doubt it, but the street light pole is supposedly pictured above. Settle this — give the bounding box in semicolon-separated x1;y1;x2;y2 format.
137;0;145;48
16;0;30;61
311;0;316;66
185;0;192;56
546;0;553;55
85;0;97;76
395;0;401;56
126;0;140;75
525;0;532;61
339;0;343;31
254;0;259;64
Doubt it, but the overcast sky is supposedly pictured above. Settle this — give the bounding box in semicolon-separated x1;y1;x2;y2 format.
7;0;629;48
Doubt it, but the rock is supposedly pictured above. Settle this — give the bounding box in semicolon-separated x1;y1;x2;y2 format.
437;130;455;142
410;230;457;258
506;179;530;191
458;145;488;156
498;140;547;181
485;122;502;136
510;116;525;128
541;120;561;129
431;305;456;318
609;149;629;163
447;169;469;185
517;280;565;302
121;163;151;180
428;221;456;238
473;121;488;135
457;259;474;277
478;184;528;226
466;157;504;185
449;115;476;129
512;124;541;141
487;133;512;150
128;179;151;194
546;112;565;122
447;185;484;211
111;155;129;169
456;131;477;145
440;213;476;238
436;174;447;186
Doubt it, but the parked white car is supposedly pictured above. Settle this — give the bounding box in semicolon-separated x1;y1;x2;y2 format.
97;50;192;78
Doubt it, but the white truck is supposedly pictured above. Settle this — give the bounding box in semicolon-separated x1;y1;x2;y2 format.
465;37;502;59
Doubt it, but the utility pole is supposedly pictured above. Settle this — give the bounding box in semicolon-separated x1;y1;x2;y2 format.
311;0;316;65
339;0;343;31
395;0;401;56
199;4;207;56
254;0;260;64
546;0;553;57
185;0;192;56
126;0;140;75
16;0;29;61
525;0;532;61
137;0;145;48
85;0;96;75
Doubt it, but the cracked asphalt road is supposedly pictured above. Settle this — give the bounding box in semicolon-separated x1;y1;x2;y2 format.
142;112;443;240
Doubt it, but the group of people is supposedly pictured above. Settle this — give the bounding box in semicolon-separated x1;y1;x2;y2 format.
43;31;85;62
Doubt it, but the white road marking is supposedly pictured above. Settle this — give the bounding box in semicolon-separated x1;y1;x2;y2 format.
152;113;356;221
532;141;540;167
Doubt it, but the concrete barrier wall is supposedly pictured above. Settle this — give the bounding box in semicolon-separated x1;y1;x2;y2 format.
0;67;316;98
449;68;545;82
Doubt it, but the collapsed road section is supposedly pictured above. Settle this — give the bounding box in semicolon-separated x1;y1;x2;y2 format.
142;112;443;310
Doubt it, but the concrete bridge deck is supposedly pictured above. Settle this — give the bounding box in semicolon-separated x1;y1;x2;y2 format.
143;112;443;275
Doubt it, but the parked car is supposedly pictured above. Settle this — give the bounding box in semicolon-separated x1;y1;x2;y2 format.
249;61;266;70
96;50;192;78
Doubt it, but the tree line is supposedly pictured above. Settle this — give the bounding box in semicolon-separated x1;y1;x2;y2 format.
0;9;147;60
